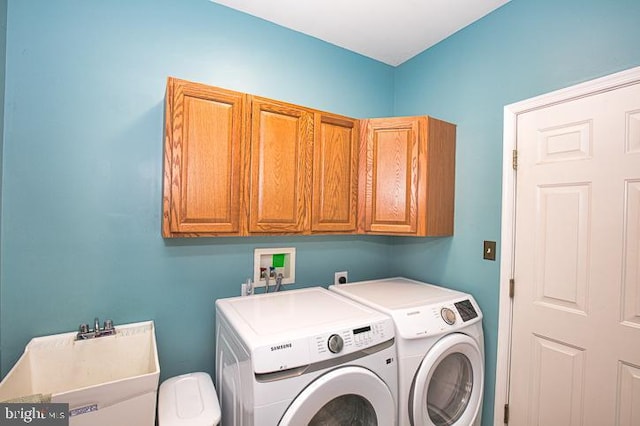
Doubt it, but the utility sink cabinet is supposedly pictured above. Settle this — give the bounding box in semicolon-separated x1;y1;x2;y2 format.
162;77;454;238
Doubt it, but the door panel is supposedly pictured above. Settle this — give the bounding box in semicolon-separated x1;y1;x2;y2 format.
359;116;455;236
616;361;640;426
311;113;358;232
535;184;590;314
627;110;640;153
182;96;235;224
622;180;640;326
248;97;312;233
528;336;585;426
361;117;421;234
163;78;245;236
373;127;413;224
509;82;640;425
537;120;591;163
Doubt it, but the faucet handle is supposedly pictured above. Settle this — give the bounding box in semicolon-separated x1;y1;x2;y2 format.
104;319;113;330
79;323;89;334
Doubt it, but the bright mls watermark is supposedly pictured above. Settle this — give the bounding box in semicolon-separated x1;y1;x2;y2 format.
0;403;68;425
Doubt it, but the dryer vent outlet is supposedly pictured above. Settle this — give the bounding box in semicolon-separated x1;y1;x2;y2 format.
334;271;348;285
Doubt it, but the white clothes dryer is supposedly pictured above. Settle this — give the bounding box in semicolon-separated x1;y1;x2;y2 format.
215;287;398;426
330;277;484;426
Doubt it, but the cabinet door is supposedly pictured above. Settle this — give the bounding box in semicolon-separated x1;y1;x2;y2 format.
163;78;245;237
359;116;455;236
360;116;423;234
248;97;313;233
311;113;359;233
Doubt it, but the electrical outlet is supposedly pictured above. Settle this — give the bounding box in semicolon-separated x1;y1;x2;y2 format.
334;271;348;285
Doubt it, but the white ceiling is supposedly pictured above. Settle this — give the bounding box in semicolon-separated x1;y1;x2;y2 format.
210;0;510;66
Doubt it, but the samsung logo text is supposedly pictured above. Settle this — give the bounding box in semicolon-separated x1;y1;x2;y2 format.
270;343;292;351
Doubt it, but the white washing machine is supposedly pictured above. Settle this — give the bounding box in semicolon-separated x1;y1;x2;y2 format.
215;287;398;425
330;277;484;426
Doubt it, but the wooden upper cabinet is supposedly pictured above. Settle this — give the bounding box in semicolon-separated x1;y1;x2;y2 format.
162;78;246;237
359;116;456;236
247;97;313;234
311;113;359;233
162;79;456;238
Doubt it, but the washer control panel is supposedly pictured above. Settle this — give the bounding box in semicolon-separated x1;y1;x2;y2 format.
253;317;394;374
312;319;392;358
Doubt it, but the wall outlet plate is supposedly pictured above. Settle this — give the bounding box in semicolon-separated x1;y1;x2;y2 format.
334;271;348;285
483;241;497;261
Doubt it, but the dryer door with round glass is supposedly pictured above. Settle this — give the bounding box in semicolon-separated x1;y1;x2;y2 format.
279;366;395;425
410;333;484;426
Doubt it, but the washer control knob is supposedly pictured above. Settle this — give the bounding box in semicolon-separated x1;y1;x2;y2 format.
441;307;457;325
327;334;344;354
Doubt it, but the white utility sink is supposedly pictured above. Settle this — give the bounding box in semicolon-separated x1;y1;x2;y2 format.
0;321;160;426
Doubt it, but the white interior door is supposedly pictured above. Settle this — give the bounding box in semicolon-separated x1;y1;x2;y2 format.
508;82;640;425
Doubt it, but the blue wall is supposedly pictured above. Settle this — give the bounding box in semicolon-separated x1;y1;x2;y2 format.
0;0;394;382
392;0;640;424
0;0;6;374
2;0;640;425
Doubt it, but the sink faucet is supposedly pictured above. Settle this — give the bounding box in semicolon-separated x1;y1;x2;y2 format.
76;317;116;340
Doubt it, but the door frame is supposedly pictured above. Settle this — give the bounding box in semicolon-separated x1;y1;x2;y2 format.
494;65;640;425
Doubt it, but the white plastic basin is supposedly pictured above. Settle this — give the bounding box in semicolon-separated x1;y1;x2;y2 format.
0;321;160;426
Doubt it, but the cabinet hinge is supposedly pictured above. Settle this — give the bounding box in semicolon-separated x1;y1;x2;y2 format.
512;149;518;170
504;403;510;424
509;278;515;298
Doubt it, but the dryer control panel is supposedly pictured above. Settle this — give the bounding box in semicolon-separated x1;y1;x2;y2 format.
253;317;394;374
454;299;479;322
395;296;483;340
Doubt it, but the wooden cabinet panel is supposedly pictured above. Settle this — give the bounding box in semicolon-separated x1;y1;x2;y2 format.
360;116;421;234
162;78;245;237
163;79;455;239
311;113;359;232
359;116;455;236
248;97;313;233
424;117;456;235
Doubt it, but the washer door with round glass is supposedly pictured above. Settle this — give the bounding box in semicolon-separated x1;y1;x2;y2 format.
410;333;484;426
279;366;395;426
